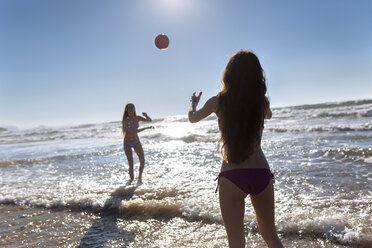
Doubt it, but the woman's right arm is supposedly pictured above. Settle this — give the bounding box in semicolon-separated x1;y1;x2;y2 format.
137;126;154;133
188;95;218;123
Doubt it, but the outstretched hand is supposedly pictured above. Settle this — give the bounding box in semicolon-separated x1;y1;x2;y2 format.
142;112;148;117
137;126;155;133
191;92;202;105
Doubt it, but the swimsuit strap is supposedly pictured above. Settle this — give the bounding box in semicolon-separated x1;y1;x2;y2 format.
215;175;220;193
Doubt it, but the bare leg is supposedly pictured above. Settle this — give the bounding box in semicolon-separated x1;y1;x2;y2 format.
134;142;145;181
219;177;247;248
124;144;134;181
250;180;283;248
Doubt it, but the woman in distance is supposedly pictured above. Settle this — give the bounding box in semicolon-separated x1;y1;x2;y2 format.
122;103;153;182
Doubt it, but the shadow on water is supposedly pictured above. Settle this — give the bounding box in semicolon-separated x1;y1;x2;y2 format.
78;180;141;248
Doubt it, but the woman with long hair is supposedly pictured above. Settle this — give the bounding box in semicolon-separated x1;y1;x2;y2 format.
122;103;153;182
188;50;283;248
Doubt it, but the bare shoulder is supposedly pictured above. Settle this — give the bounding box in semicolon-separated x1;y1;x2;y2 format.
205;95;218;112
136;116;145;122
264;96;272;119
207;95;218;104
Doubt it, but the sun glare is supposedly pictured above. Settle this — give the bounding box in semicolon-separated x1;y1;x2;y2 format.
149;0;194;18
160;0;189;10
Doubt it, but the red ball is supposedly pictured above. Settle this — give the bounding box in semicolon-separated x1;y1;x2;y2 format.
155;34;169;50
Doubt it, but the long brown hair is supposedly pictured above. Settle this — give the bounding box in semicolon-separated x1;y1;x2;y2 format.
121;103;136;136
217;50;268;163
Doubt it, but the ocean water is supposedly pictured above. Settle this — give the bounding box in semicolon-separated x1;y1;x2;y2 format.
1;99;371;248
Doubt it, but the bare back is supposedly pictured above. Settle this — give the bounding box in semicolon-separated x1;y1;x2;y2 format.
189;95;272;172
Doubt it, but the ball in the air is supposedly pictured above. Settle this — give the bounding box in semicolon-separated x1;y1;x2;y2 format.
155;34;169;50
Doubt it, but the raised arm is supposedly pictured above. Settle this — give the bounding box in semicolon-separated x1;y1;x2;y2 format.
188;93;217;123
137;126;154;133
138;112;152;122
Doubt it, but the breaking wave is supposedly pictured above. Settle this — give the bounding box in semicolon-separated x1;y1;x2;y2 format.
1;196;371;246
266;124;372;133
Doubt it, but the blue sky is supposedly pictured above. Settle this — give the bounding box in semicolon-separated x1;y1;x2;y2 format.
1;0;371;128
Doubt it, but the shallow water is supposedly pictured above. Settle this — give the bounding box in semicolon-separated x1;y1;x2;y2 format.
1;99;371;247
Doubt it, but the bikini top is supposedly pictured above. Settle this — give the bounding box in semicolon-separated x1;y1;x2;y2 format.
124;122;139;132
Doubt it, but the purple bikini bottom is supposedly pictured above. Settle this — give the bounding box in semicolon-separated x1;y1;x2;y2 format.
216;168;274;195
